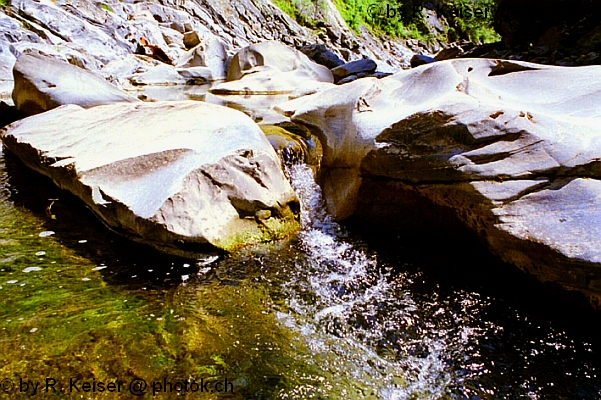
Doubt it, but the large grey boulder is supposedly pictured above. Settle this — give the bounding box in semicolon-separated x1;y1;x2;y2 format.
12;52;139;116
276;58;601;309
0;101;300;254
210;41;334;95
176;36;229;81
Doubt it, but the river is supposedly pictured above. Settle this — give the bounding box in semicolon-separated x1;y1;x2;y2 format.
1;102;601;398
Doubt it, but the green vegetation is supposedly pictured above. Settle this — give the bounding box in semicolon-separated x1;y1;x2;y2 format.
272;0;325;28
215;214;300;252
447;0;500;43
274;0;500;43
97;2;114;13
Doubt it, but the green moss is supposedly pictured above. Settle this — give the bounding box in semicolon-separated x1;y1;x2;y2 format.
261;124;323;168
214;216;300;252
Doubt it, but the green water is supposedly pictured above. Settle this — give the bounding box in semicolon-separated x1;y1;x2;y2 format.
1;146;601;400
0;149;314;399
0;149;396;399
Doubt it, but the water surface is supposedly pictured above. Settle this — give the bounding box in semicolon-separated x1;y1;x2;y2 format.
1;143;601;399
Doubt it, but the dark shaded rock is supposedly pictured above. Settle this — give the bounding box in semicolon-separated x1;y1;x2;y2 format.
494;0;600;49
183;31;201;49
369;71;394;79
0;101;24;129
330;59;377;83
410;54;436;68
434;46;464;61
576;23;601;53
336;74;358;84
299;44;344;69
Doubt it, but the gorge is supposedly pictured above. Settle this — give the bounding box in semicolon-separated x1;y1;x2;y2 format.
1;0;601;398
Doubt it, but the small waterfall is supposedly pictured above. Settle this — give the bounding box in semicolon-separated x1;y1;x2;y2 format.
280;164;484;399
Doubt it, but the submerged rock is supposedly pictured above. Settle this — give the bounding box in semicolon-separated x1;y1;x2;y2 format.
1;101;300;254
277;58;601;309
12;52;139;116
210;41;333;95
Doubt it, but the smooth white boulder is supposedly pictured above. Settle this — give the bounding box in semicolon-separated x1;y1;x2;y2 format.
277;58;601;308
211;41;334;95
1;101;300;254
12;52;139;116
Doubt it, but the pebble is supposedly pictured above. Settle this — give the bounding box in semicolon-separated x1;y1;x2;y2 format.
35;251;46;257
38;231;55;238
23;267;42;273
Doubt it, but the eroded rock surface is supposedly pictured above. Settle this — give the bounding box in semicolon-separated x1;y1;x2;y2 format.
1;101;300;254
0;0;410;98
210;41;334;95
12;52;140;116
277;58;601;308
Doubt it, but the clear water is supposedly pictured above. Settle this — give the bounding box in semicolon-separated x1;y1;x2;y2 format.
1;146;601;399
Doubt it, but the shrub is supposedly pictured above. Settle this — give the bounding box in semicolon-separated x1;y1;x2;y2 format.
273;0;500;43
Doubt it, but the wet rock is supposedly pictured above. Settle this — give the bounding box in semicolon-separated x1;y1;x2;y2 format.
260;124;322;168
276;58;601;309
12;52;139;116
330;59;377;83
0;101;300;254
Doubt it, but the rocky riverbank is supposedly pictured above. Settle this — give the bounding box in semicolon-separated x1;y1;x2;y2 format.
277;58;601;309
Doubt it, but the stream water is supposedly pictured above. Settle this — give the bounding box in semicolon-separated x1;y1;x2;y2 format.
1;123;601;399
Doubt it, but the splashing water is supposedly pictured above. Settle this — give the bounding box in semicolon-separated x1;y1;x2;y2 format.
279;164;486;399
